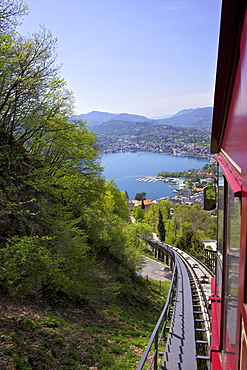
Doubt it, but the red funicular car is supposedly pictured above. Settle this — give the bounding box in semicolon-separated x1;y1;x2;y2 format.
210;0;247;369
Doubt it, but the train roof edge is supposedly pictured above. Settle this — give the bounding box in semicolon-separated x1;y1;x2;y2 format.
211;0;247;154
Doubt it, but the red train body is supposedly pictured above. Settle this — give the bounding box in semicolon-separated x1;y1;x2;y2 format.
210;1;247;368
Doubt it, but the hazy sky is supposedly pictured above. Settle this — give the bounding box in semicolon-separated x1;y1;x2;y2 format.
18;0;222;117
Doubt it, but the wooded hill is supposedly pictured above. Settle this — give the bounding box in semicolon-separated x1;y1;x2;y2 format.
90;119;210;138
72;106;213;131
0;0;153;302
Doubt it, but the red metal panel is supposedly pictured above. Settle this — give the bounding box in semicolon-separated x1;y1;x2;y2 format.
236;196;247;369
218;15;247;365
211;351;223;370
211;3;247;369
211;1;246;154
218;154;242;197
222;12;247;178
210;277;222;368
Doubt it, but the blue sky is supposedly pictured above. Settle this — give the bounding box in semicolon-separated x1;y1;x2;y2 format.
18;0;222;117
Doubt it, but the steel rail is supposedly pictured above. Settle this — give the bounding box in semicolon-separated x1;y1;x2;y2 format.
172;246;214;306
137;239;215;369
136;246;177;370
171;246;213;346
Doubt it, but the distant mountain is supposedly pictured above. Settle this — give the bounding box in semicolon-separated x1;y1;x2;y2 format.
91;120;152;136
172;108;195;117
70;111;116;126
116;113;150;122
150;114;173;119
71;107;213;131
153;107;213;131
71;111;151;126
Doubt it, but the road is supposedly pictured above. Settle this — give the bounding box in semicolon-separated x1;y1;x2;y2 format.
140;256;172;281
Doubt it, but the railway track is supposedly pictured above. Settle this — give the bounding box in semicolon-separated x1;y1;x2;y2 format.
170;245;213;366
137;239;214;369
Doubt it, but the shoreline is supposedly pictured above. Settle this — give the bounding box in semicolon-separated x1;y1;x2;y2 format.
101;151;211;200
102;149;212;160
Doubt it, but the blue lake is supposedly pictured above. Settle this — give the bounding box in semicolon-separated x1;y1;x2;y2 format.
100;151;209;200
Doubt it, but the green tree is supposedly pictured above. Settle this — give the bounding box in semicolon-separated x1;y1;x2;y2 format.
143;200;170;234
0;0;28;31
176;229;204;260
172;204;214;237
142;201;216;259
0;0;152;302
157;209;166;242
176;229;194;252
132;206;144;221
141;199;145;209
158;200;171;220
0;25;74;148
165;219;176;245
135;192;146;201
123;222;153;272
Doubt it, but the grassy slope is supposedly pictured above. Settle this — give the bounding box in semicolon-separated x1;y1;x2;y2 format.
0;258;171;370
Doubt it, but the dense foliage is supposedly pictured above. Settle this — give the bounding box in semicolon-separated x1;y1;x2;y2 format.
140;200;216;260
0;1;153;301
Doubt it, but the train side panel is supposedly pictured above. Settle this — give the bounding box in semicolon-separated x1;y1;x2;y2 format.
211;2;247;369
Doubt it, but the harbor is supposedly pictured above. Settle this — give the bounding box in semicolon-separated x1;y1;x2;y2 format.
136;176;181;192
135;176;166;183
101;151;209;200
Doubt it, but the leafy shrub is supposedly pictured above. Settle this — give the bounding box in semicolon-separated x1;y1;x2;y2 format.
42;316;66;328
14;357;30;370
0;235;71;296
54;336;65;346
21;318;39;329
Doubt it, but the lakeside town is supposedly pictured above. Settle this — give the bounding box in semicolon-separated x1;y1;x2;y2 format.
127;162;217;210
98;132;211;158
94;122;216;208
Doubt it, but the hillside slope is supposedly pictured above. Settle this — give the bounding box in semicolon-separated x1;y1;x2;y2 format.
71;111;151;126
153;107;213;131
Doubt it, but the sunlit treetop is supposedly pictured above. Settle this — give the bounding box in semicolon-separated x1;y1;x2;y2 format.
0;0;28;32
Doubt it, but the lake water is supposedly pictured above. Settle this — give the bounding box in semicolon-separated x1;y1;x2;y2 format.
100;151;209;200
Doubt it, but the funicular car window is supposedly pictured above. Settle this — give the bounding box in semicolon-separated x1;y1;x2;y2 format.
223;185;241;356
218;165;224;256
216;165;224;338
